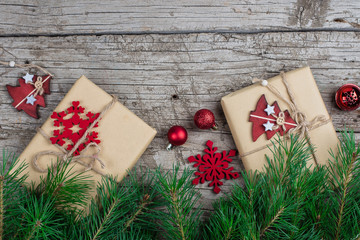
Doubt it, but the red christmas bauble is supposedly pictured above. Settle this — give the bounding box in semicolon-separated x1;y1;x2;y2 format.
194;109;217;129
167;126;188;146
335;84;360;111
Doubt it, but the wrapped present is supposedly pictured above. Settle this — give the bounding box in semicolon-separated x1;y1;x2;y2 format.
14;75;157;190
221;67;338;172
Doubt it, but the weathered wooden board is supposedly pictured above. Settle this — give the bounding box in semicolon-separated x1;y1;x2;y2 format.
0;0;359;35
0;32;359;210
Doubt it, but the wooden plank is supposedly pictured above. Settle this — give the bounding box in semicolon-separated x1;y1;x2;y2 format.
0;0;359;35
0;32;359;210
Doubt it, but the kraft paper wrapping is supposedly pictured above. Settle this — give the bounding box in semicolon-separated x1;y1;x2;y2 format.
14;75;157;190
221;66;338;172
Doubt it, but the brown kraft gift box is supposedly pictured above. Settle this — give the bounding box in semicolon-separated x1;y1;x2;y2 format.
14;75;157;192
221;66;338;172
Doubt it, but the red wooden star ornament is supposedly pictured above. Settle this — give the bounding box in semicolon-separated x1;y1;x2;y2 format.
6;73;52;118
249;94;297;142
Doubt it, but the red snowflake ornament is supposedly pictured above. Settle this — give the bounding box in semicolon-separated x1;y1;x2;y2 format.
6;74;51;119
50;101;101;156
188;140;239;194
249;94;297;142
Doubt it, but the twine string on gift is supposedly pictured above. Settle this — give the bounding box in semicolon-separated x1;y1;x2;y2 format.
0;60;53;76
242;72;331;165
32;95;118;176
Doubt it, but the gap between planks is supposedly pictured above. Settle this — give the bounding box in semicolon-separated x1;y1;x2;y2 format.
0;28;360;38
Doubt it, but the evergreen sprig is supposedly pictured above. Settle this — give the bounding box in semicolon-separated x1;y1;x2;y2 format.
33;160;93;212
155;165;202;240
79;168;162;240
18;196;63;240
1;130;360;239
0;151;28;239
121;167;163;234
205;131;360;240
81;176;134;239
325;130;360;240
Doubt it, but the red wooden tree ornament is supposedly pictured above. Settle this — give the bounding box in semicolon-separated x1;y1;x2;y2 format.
6;74;52;118
249;94;297;142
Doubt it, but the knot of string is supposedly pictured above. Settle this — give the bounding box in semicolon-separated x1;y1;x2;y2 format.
271;111;286;131
30;76;45;97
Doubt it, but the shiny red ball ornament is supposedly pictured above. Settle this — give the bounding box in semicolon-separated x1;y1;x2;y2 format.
335;84;360;111
167;126;188;150
194;109;217;130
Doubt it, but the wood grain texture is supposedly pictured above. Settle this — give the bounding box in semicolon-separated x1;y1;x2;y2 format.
0;0;359;35
1;32;359;210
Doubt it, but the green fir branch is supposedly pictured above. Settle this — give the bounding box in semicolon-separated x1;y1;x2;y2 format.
0;174;3;240
19;195;64;240
155;164;202;240
115;227;153;240
325;130;360;240
334;152;356;240
260;206;284;237
71;168;162;240
204;134;330;239
82;176;135;239
2;129;360;239
34;160;93;212
0;150;28;239
203;199;245;240
120;167;164;234
92;197;119;240
124;193;151;229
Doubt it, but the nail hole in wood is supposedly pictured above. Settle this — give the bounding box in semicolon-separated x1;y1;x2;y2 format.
172;94;179;100
25;60;30;64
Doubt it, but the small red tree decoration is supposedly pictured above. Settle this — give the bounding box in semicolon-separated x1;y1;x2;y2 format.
249;94;297;142
6;74;52;118
188;140;239;194
50;101;101;156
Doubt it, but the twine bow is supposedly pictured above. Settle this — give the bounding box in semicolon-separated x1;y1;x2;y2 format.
32;95;118;176
249;71;331;165
271;111;286;131
29;76;45;97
